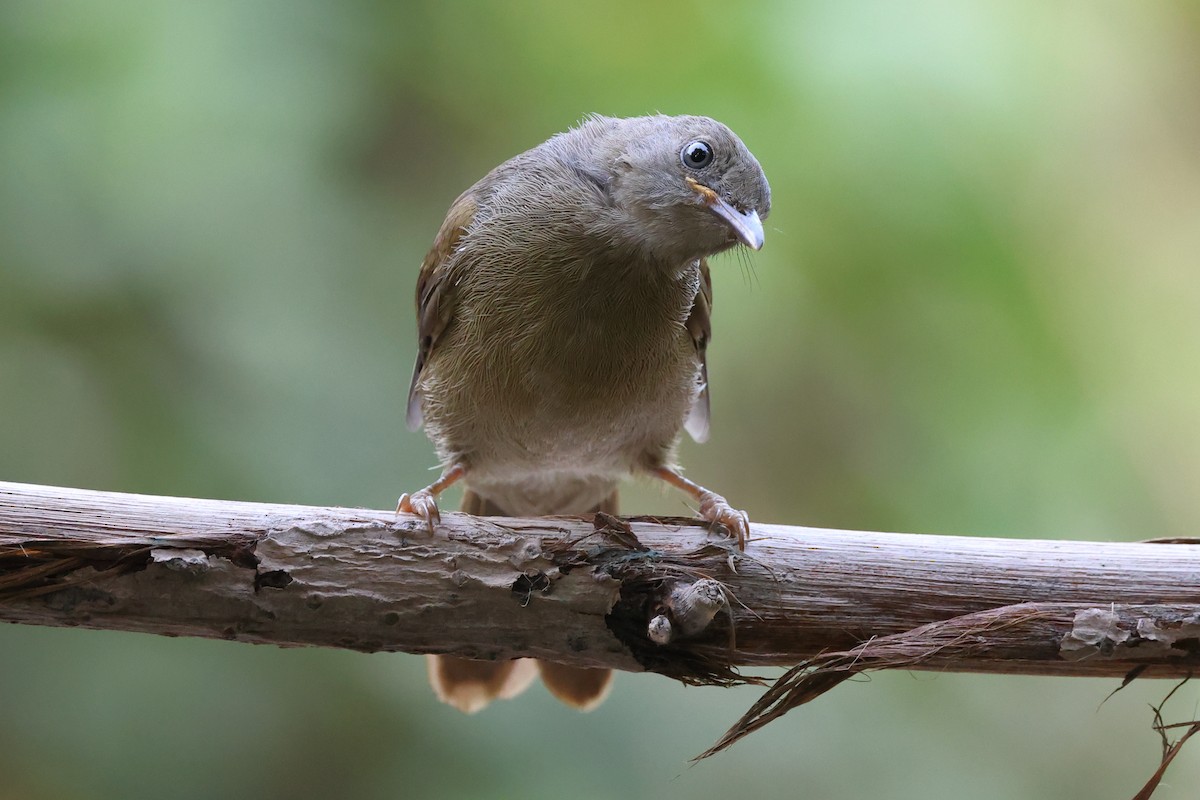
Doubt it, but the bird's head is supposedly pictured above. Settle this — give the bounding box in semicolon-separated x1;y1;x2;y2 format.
570;115;771;263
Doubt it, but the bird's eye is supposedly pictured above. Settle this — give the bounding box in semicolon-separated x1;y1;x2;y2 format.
680;141;714;169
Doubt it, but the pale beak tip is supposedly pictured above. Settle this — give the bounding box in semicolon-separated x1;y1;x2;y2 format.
706;192;765;251
739;209;765;251
689;179;766;251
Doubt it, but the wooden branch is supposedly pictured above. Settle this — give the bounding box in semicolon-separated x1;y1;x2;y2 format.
8;479;1200;757
2;479;1198;682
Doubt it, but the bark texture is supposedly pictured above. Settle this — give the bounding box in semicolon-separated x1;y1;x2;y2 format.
2;481;1199;688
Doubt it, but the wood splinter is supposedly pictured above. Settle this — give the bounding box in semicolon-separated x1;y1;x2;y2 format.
648;578;726;645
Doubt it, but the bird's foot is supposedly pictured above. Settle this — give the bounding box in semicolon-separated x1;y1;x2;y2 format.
395;463;466;535
396;488;442;534
697;490;750;551
650;465;751;551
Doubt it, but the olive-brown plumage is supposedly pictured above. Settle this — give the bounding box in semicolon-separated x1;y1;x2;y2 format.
400;114;770;712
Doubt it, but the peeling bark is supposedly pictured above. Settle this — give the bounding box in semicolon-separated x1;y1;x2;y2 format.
2;481;1200;687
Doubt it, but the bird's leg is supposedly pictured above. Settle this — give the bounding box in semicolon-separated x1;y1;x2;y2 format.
651;466;750;550
397;463;466;533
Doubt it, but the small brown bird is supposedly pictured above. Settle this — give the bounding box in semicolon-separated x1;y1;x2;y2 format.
399;114;770;713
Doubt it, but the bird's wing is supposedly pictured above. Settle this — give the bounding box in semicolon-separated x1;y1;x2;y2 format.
684;258;713;443
405;190;478;430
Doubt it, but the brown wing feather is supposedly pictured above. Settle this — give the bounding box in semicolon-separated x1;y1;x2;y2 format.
684;258;713;443
405;191;478;431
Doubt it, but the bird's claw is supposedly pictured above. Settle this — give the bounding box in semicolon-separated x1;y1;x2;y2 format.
397;489;441;534
697;490;749;551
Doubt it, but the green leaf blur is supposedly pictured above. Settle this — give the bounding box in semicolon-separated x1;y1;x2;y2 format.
2;1;1198;798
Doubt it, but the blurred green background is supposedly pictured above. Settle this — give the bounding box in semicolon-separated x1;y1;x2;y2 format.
2;1;1199;798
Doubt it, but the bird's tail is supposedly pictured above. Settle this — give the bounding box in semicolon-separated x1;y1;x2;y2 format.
426;488;616;713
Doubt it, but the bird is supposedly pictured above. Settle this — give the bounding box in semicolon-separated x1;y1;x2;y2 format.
398;113;770;714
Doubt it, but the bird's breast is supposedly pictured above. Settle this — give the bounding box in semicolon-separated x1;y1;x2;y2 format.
421;253;701;479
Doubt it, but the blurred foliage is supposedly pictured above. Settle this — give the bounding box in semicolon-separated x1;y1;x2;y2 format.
2;1;1200;798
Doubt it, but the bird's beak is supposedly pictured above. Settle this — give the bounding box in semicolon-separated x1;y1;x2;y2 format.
686;177;765;250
